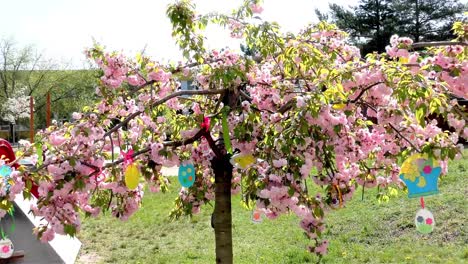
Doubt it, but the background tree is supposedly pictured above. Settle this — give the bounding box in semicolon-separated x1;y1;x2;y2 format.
33;70;98;128
325;0;465;54
0;37;96;131
327;0;397;54
0;1;466;264
0;86;31;124
393;0;466;43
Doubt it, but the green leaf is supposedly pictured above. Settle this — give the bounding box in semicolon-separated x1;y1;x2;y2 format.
314;206;324;218
63;224;76;236
0;199;12;211
333;125;342;134
22;190;31;200
74;178;85;190
36;143;43;166
415;105;427;126
448;148;456;160
26;179;32;190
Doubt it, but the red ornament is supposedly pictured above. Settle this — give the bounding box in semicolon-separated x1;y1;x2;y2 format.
201;117;210;132
0;139;39;198
423;165;432;174
426;218;433;225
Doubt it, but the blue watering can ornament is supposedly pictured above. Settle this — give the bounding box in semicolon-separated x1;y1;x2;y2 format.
399;153;442;234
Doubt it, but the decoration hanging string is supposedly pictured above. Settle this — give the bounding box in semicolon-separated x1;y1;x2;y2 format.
221;108;233;154
334;184;343;208
0;207;15;239
420;196;425;209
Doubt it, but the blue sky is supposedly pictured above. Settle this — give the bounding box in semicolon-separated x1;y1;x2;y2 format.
0;0;464;67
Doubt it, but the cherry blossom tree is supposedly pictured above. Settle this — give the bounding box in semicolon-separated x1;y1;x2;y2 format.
1;86;31;124
1;1;467;263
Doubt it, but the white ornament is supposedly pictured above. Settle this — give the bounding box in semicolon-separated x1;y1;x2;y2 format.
0;238;14;259
415;208;435;234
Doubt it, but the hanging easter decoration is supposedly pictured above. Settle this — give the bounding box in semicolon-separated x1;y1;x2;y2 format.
0;207;15;259
230;153;256;170
0;165;12;192
0;238;14;259
122;149;140;190
415;207;435;234
399;154;441;198
124;164;140;190
0;165;12;178
201;116;211;133
399;153;441;234
251;209;263;224
178;163;196;188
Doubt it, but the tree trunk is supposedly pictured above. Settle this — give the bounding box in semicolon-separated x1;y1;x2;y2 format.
415;0;420;43
211;154;233;264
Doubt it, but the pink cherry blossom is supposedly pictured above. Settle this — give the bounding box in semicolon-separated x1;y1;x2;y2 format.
49;133;66;146
250;4;264;14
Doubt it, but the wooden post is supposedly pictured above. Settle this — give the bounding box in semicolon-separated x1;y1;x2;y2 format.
46;91;51;127
29;97;34;143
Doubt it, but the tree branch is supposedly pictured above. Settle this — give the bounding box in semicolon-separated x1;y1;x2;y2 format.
349;82;384;104
239;89;251;101
102;128;206;169
103;88;226;138
359;101;421;152
278;99;296;114
453;105;468;123
387;123;421;152
203;132;223;158
130;58;225;93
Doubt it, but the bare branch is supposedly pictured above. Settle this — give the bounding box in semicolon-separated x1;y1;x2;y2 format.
359;102;421;152
453;105;468;122
278;99;296;114
387;123;421;152
239;89;251;101
349;82;384;104
203;132;223;158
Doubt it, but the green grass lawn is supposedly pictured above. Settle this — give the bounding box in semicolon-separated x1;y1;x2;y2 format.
77;151;467;264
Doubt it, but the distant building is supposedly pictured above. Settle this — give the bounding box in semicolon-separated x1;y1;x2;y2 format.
0;121;29;144
180;80;198;91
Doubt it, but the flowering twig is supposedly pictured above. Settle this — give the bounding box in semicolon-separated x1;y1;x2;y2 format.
102;128;207;169
103;89;226;138
349;82;384;104
360;102;421;152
